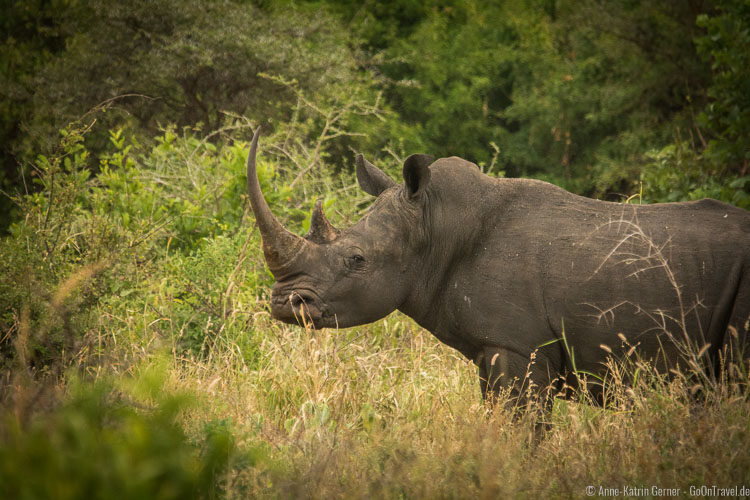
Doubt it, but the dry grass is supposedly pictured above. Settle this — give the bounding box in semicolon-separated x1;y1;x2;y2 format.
3;258;748;497
151;312;750;498
3;231;747;498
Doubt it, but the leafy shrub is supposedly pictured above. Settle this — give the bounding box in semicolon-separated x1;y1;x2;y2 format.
695;0;750;175
157;231;269;358
643;140;750;208
0;370;236;500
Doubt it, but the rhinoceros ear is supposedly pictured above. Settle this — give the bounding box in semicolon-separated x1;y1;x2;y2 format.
403;154;433;198
356;154;396;196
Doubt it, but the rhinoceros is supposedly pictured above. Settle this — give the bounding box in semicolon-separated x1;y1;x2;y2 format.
245;128;749;403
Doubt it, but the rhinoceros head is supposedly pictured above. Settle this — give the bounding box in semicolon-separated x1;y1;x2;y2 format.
246;127;433;329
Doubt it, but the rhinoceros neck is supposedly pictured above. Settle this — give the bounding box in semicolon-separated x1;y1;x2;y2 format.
396;172;515;342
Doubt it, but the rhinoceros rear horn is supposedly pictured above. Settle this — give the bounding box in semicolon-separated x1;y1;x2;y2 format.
246;126;307;274
305;198;339;244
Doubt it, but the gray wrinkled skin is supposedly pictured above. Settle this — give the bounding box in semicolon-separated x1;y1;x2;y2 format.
246;128;750;403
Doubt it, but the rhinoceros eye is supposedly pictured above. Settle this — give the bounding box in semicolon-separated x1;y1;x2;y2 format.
347;254;365;269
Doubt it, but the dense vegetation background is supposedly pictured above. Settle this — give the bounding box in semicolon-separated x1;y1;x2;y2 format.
1;0;748;497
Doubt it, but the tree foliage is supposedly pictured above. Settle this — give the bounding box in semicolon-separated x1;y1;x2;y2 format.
339;0;734;199
695;0;750;175
3;0;749;219
0;0;364;231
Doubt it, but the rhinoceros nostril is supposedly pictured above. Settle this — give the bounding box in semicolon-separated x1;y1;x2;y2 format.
290;292;314;309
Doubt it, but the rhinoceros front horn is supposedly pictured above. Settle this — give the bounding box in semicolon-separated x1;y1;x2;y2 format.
246;126;307;275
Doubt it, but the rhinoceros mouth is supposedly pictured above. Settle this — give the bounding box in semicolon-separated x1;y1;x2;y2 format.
270;289;334;329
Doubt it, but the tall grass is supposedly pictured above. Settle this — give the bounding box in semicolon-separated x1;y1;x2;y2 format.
159;313;748;498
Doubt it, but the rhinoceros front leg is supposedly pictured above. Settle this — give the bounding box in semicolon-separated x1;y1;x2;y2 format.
477;346;547;411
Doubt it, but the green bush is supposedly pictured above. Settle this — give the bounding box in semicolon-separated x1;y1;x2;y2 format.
0;371;236;500
643;140;750;209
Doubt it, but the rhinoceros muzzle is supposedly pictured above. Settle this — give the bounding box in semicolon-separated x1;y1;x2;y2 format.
271;288;332;329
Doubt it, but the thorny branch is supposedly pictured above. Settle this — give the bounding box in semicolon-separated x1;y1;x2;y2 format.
258;73;384;188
